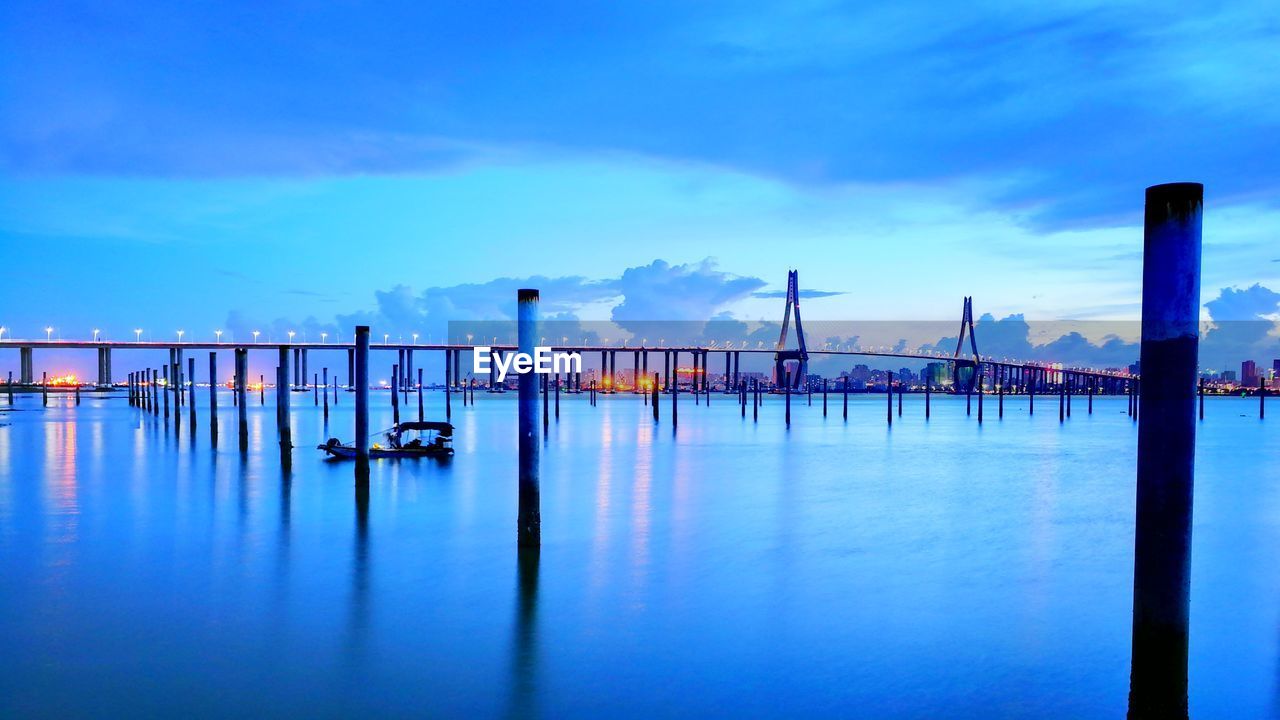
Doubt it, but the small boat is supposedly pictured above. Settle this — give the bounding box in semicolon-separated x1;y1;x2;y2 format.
319;421;455;459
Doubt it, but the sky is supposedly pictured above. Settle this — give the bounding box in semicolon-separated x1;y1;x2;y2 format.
1;0;1279;377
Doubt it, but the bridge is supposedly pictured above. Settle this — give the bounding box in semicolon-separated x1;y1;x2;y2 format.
0;274;1135;403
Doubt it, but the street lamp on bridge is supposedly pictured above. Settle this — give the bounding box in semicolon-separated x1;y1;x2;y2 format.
93;329;100;342
45;326;53;341
252;330;260;343
177;330;184;342
215;330;223;342
135;329;142;342
321;332;328;344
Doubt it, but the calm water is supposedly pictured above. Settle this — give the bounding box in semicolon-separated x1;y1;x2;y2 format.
1;389;1276;718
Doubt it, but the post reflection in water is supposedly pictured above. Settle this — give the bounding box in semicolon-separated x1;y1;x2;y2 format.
508;547;541;720
347;479;371;662
0;392;1275;716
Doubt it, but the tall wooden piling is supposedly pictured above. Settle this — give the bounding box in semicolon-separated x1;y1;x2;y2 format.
671;372;678;430
208;352;219;445
925;377;931;419
418;368;425;423
277;346;291;454
822;379;828;417
235;348;248;451
1261;378;1266;420
886;371;893;426
541;373;549;433
784;370;792;427
445;350;452;420
1197;378;1203;420
652;373;660;421
555;373;561;420
517;289;541;548
354;326;371;477
391;364;400;424
188;357;197;430
323;367;330;420
1127;182;1202;720
977;368;984;424
162;365;169;419
752;378;759;422
998;374;1004;418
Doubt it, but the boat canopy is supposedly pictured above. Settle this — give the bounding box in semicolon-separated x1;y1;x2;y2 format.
394;421;453;435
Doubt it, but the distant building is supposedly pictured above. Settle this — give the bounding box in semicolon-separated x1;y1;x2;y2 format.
849;364;872;384
897;368;917;385
1128;361;1141;376
1222;370;1237;383
1242;360;1258;387
923;362;949;387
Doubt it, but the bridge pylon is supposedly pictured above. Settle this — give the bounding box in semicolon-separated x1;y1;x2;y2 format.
773;270;809;389
951;296;981;393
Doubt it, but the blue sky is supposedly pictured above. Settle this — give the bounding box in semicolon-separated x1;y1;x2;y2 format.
2;1;1279;375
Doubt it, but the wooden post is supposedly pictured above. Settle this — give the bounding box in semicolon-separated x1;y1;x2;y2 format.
277;346;291;455
822;379;827;417
886;371;892;426
517;289;541;548
785;370;791;427
418;368;425;423
323;367;330;420
652;372;659;422
355;326;371;477
391;363;400;425
188;357;197;431
208;352;219;446
1128;182;1202;719
235;348;249;451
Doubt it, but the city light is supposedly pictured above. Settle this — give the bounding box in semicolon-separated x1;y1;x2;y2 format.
93;329;100;341
215;330;223;342
253;330;260;342
0;327;6;341
135;328;142;341
412;333;419;344
177;330;184;341
46;326;53;340
321;332;327;343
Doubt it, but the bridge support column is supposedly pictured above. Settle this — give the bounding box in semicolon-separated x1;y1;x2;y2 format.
20;347;33;385
1128;182;1202;720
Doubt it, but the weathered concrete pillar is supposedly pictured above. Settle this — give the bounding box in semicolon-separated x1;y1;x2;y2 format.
354;326;370;476
1128;182;1202;720
517;290;541;548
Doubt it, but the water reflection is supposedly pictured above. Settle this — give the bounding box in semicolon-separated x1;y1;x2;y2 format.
346;480;371;662
508;547;541;720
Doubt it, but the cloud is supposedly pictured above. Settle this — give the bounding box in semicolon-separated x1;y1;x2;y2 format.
6;1;1277;228
609;259;766;323
751;289;845;299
